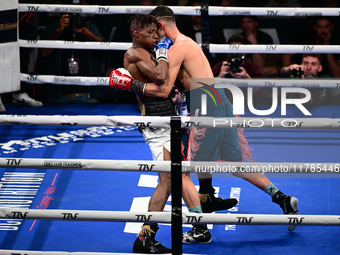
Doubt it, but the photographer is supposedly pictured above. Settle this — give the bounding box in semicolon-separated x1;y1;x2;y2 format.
212;35;266;104
280;53;332;108
212;35;265;79
37;12;104;103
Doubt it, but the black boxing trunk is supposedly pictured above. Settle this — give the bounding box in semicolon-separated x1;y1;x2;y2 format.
140;97;177;116
140;88;177;116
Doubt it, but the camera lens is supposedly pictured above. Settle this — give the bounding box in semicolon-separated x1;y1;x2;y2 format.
229;54;245;73
289;68;303;78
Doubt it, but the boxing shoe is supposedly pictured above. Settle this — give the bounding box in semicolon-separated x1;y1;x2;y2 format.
182;224;212;244
272;190;299;231
12;93;43;107
133;224;171;254
199;189;238;213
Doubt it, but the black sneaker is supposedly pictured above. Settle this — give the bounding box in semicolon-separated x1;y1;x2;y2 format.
199;190;238;213
133;225;172;254
272;190;299;231
182;225;212;244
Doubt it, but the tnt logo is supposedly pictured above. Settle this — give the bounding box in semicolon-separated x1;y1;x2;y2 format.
303;46;314;51
229;45;240;50
138;164;155;171
266;45;277;50
62;213;79;219
186;216;203;223
6;159;23;165
185;121;201;127
11;211;28;219
97;78;108;83
288;217;304;224
27;6;39;11
27;75;37;81
267;10;278;15
264;82;276;87
134;122;151;128
98;7;109;12
136;214;152;221
237;217;253;223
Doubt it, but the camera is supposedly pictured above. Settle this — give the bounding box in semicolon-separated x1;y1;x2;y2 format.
69;14;86;29
289;68;316;79
289;68;303;78
229;53;245;73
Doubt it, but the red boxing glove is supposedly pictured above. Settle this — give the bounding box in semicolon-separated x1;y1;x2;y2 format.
109;68;133;90
109;68;146;94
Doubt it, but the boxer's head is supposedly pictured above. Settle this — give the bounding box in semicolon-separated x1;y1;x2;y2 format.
128;14;159;50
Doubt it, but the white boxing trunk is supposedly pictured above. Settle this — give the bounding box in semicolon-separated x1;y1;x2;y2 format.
141;128;171;161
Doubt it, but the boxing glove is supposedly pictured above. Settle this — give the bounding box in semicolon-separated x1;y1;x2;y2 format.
109;68;146;94
155;36;172;62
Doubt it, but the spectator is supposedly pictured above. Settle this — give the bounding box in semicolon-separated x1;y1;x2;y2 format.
212;34;267;104
177;1;227;66
238;16;279;77
280;53;333;108
282;17;340;78
37;9;104;103
209;0;241;30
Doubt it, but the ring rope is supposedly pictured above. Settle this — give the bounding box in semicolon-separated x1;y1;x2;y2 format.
20;73;340;88
18;4;340;16
19;40;340;54
0;208;339;226
1;158;339;174
0;115;339;129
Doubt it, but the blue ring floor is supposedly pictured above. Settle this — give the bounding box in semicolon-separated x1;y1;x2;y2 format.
0;103;339;255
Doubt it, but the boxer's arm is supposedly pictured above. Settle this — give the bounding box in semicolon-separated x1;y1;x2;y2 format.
132;48;169;85
143;45;184;98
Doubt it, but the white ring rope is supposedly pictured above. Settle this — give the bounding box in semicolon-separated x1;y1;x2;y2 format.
19;4;197;15
0;208;339;226
18;4;340;16
20;73;340;88
19;40;340;54
19;39;132;51
0;115;339;129
1;158;339;174
209;44;340;54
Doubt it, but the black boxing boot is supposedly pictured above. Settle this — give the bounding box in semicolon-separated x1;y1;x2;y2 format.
199;188;238;213
272;190;299;231
133;223;172;254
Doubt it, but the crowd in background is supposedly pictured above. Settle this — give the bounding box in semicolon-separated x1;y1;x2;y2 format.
1;0;339;111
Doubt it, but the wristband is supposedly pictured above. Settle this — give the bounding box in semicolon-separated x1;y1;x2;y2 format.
156;48;168;62
130;79;146;95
